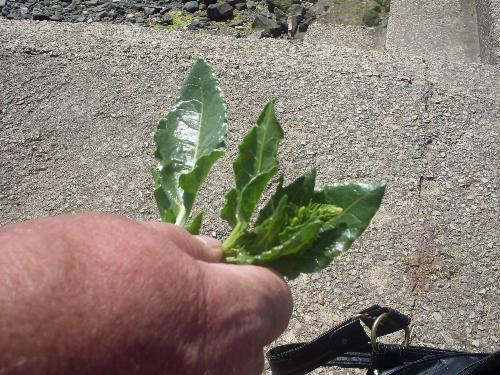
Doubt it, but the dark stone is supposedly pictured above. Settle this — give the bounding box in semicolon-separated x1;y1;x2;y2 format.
96;11;108;19
252;14;283;36
274;7;286;27
207;2;233;20
1;6;10;17
266;0;292;12
187;18;202;29
227;0;245;6
0;0;7;7
32;11;51;21
6;9;21;20
287;3;305;17
161;14;173;25
297;18;309;32
184;1;199;12
297;8;314;31
200;0;217;5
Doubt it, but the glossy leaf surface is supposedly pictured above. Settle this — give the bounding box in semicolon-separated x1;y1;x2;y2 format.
221;100;283;249
153;59;227;227
264;182;386;279
224;168;385;279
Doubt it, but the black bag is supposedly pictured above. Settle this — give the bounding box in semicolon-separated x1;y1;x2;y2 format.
266;305;500;375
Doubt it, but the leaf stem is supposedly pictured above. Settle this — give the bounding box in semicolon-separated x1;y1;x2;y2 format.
175;207;187;227
221;222;246;253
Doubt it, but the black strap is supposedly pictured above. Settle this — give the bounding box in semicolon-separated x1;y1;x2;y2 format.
266;305;411;375
266;305;498;375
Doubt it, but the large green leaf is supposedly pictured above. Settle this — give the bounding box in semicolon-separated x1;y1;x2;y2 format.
265;182;386;279
221;100;283;249
153;59;227;227
312;182;386;252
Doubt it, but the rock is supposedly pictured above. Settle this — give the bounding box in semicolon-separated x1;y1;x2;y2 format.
287;3;305;17
187;19;202;29
199;3;207;10
234;2;246;10
161;14;173;25
50;13;63;21
184;1;199;12
144;7;158;16
246;0;256;9
96;11;108;20
20;6;29;16
228;0;245;6
298;9;315;32
6;9;21;20
274;7;286;27
247;30;264;39
207;2;234;20
0;0;6;8
266;0;292;12
200;0;218;6
32;11;51;21
252;14;283;36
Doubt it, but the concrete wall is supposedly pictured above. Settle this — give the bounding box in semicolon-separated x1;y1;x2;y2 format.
476;0;500;64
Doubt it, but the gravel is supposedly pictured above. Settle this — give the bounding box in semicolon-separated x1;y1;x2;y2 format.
0;19;499;374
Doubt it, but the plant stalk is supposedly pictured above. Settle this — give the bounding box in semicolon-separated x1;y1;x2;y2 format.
221;222;246;253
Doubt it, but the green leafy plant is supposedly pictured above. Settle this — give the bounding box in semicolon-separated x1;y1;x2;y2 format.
152;59;385;279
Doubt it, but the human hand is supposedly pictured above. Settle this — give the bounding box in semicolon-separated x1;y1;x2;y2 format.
0;212;292;375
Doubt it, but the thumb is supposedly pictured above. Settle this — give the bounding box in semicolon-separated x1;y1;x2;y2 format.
141;221;222;263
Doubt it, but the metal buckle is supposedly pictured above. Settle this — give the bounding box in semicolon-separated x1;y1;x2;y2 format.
370;312;412;353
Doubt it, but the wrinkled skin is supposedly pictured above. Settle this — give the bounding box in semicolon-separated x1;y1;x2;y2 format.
0;212;292;375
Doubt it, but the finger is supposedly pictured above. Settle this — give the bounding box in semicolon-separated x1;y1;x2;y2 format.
141;221;222;263
241;265;293;345
208;263;293;345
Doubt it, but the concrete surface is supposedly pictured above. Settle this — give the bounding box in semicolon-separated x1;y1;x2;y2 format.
386;0;481;63
305;23;386;51
477;0;500;64
0;19;499;374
